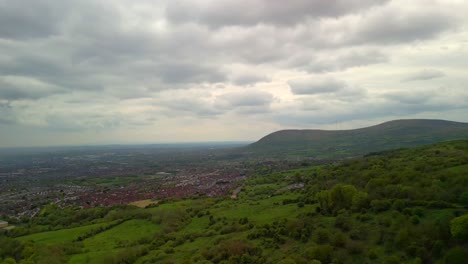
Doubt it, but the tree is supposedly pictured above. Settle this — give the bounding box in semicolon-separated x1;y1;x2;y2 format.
330;184;357;211
1;258;16;264
316;191;332;214
352;191;369;211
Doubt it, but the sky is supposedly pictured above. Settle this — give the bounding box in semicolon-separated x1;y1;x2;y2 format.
1;0;468;147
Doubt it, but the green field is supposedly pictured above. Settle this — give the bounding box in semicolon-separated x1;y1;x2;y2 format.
17;223;108;245
82;219;160;251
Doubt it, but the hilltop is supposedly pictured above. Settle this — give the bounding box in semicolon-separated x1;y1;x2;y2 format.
246;119;468;158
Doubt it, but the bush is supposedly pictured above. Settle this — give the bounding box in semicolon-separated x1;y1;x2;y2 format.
305;245;333;264
392;199;406;211
332;232;347;248
314;228;330;244
450;214;468;241
335;214;352;231
368;248;380;260
370;200;392;212
444;247;467;264
346;240;365;254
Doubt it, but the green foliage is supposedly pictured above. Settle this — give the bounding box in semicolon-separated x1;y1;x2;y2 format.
330;184;357;211
450;214;468;241
460;191;468;206
3;140;468;263
316;184;365;214
202;240;263;263
0;236;23;261
444;247;467;264
352;191;369;211
1;258;16;264
305;245;333;264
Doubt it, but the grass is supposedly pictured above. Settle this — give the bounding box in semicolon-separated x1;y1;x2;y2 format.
17;223;107;245
69;245;147;264
82;219;160;251
129;199;159;208
210;198;306;224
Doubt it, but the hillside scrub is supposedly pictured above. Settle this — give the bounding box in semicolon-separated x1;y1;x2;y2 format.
1;140;468;263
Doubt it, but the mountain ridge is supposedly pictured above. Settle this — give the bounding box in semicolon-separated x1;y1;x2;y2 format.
246;119;468;158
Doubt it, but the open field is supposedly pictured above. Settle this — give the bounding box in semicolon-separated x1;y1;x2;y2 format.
17;223;108;245
129;199;159;208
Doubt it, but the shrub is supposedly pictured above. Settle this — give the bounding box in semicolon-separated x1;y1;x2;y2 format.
314;228;330;244
305;245;333;264
450;214;468;241
370;200;392;212
346;240;365;254
332;232;347;248
335;214;352;231
444;247;467;264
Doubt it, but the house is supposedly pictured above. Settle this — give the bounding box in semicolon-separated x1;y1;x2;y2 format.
0;220;8;228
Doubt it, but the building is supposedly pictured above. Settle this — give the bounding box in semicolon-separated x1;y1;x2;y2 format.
0;220;8;228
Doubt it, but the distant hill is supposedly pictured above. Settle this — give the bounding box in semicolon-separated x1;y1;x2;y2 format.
246;119;468;158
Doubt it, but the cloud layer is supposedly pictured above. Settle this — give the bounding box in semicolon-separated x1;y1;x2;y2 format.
0;0;468;146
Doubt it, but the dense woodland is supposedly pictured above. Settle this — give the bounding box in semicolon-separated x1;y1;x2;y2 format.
1;140;468;263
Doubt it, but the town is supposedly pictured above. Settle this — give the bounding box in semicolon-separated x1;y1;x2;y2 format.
0;144;312;221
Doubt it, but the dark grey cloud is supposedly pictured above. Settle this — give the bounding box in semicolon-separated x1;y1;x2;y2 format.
230;73;270;86
349;6;459;45
157;63;226;84
0;101;15;124
0;0;64;39
166;0;389;27
288;77;345;95
274;98;463;127
295;49;388;73
402;69;445;82
0;77;64;100
385;91;432;105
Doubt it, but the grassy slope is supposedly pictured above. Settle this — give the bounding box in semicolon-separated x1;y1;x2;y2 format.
17;223;108;245
246;119;468;158
68;219;161;263
8;140;468;263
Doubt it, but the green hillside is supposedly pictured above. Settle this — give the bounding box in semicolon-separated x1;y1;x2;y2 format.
246;119;468;158
1;140;468;263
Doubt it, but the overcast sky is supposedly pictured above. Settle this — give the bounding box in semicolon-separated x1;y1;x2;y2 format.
1;0;468;147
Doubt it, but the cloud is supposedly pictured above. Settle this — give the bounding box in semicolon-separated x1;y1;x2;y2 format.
273;96;463;127
230;73;270;86
0;0;468;146
166;0;390;27
216;90;273;108
402;69;445;82
290;49;388;73
288;77;346;95
156;63;226;84
0;76;64;100
0;0;65;40
347;2;461;45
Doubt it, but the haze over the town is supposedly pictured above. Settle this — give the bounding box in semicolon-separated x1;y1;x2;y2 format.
1;0;468;147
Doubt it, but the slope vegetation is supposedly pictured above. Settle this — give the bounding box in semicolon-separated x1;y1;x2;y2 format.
247;119;468;158
1;140;467;263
